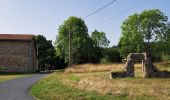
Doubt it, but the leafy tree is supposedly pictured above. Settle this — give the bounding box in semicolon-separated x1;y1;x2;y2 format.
91;29;110;48
119;9;169;58
34;35;56;70
119;13;144;57
159;22;170;61
139;9;168;55
55;16;94;65
90;30;110;63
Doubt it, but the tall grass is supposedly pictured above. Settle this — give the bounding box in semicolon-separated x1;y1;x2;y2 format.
75;77;170;99
64;63;124;73
63;63;170;99
31;63;170;100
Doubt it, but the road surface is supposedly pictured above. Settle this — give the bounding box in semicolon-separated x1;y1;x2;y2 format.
0;74;46;100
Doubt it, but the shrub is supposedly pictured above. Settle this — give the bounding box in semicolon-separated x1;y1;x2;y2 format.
100;55;112;64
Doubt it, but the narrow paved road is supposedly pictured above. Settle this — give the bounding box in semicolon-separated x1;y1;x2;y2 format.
0;74;46;100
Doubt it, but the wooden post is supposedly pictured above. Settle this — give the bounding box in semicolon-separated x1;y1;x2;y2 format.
69;24;71;67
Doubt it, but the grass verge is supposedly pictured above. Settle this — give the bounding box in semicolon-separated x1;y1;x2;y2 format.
0;73;30;83
31;71;131;100
31;63;170;100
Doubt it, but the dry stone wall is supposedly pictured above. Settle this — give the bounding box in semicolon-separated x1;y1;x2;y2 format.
111;53;170;78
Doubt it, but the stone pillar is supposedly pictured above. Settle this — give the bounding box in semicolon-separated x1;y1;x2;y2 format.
125;59;134;77
143;60;149;78
142;60;143;71
144;56;159;78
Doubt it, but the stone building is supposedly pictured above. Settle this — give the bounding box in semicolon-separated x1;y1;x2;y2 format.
0;34;37;72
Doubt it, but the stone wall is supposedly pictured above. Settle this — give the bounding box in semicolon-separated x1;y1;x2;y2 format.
0;40;37;72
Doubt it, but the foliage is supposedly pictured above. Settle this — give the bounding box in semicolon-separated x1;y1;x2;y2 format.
55;16;94;65
101;47;122;63
91;29;110;48
161;54;170;62
139;9;168;43
139;9;168;56
119;13;144;57
52;56;67;69
100;55;112;64
160;22;170;61
90;30;111;63
33;35;56;69
119;9;169;58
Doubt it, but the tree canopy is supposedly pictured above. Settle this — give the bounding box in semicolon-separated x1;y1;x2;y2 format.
55;16;94;65
34;35;56;69
119;9;169;58
119;13;144;57
91;29;110;48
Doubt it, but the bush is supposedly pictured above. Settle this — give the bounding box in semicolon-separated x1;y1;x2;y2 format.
161;53;170;62
101;47;122;63
100;55;112;64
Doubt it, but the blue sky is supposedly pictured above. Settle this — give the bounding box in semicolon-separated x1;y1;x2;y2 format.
0;0;170;46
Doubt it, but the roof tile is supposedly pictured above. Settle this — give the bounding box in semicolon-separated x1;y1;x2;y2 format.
0;34;33;41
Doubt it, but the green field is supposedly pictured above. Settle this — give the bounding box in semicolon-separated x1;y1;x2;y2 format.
31;63;170;100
